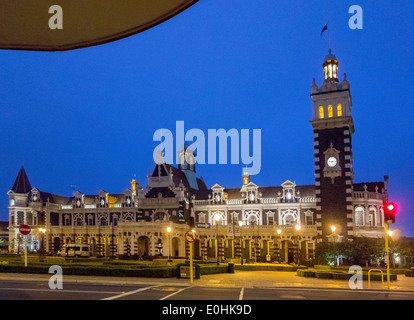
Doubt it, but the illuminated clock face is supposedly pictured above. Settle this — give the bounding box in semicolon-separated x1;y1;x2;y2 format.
100;199;105;206
327;157;337;167
76;200;81;206
126;198;131;205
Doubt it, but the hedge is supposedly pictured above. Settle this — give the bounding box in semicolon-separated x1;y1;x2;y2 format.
235;265;305;272
299;270;315;277
0;264;177;278
297;268;397;281
315;271;332;279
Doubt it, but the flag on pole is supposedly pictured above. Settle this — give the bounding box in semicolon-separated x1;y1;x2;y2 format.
320;24;328;36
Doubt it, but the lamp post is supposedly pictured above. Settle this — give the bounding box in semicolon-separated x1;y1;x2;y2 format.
38;228;46;253
214;213;221;265
239;220;243;265
295;224;301;265
276;229;282;262
166;226;172;260
331;225;337;266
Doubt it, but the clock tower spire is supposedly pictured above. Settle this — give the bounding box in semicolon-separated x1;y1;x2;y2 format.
310;50;355;242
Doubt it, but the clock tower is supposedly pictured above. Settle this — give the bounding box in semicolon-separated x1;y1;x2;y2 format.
310;50;355;242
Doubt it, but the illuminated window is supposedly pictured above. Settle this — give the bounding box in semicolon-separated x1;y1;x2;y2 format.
328;105;333;118
333;64;338;79
319;106;324;119
324;66;328;80
337;104;342;117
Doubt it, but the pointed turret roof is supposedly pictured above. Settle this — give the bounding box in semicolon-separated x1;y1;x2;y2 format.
11;166;32;194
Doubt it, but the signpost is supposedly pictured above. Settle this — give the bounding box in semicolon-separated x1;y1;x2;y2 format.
196;222;211;229
0;0;198;51
185;230;197;284
19;224;31;267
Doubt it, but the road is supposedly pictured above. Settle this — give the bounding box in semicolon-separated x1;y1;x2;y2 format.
0;279;414;300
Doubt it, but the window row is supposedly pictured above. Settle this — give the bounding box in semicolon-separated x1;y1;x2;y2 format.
319;104;342;119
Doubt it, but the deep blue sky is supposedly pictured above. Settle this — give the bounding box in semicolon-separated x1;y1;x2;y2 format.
1;1;413;235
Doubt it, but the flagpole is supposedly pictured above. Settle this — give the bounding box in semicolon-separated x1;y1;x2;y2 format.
328;20;332;51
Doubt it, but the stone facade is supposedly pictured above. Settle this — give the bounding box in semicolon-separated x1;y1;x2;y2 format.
7;50;389;264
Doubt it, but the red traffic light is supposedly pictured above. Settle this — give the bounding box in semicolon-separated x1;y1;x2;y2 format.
384;202;396;224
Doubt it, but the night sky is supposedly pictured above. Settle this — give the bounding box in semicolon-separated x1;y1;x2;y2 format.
1;1;413;235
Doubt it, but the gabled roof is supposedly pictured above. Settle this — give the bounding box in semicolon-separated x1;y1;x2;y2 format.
11;166;32;194
148;163;210;200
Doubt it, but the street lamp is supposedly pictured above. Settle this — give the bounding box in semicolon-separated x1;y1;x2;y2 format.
295;224;301;264
238;220;243;265
214;213;221;265
331;225;337;266
276;229;282;263
166;226;172;260
38;228;46;253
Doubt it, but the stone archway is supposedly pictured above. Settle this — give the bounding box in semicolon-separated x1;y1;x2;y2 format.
172;237;180;257
53;237;61;254
137;236;150;260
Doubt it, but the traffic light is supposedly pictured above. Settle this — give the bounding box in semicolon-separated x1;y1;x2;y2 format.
189;216;195;228
384;202;396;224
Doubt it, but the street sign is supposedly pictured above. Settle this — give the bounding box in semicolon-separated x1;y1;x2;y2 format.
19;224;31;235
196;222;211;229
0;0;198;51
19;224;31;267
184;230;197;243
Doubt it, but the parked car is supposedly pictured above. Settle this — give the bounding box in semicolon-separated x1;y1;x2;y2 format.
57;244;91;257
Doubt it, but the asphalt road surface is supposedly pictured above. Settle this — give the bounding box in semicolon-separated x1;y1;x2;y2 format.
0;280;414;300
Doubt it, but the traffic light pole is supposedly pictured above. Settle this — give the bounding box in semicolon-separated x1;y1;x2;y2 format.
190;242;193;284
384;222;391;289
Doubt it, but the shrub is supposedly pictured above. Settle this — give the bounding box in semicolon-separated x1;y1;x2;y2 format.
332;272;351;280
315;271;332;279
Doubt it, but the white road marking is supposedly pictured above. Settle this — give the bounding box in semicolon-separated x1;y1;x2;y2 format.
102;285;161;300
160;286;191;300
258;287;414;295
0;287;121;294
239;288;244;300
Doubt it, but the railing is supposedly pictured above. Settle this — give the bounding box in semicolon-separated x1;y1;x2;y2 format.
194;200;211;206
261;198;278;204
84;204;96;209
227;199;243;205
352;191;383;200
194;197;315;206
61;205;72;210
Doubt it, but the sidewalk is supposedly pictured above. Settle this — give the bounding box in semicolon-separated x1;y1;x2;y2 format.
1;271;414;291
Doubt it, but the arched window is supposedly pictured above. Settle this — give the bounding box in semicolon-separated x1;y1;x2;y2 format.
319;106;324;119
369;207;376;226
154;212;166;222
328;105;333;118
99;217;108;226
285;214;295;225
337;104;342;117
75;217;83;226
354;207;364;226
248;215;258;225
